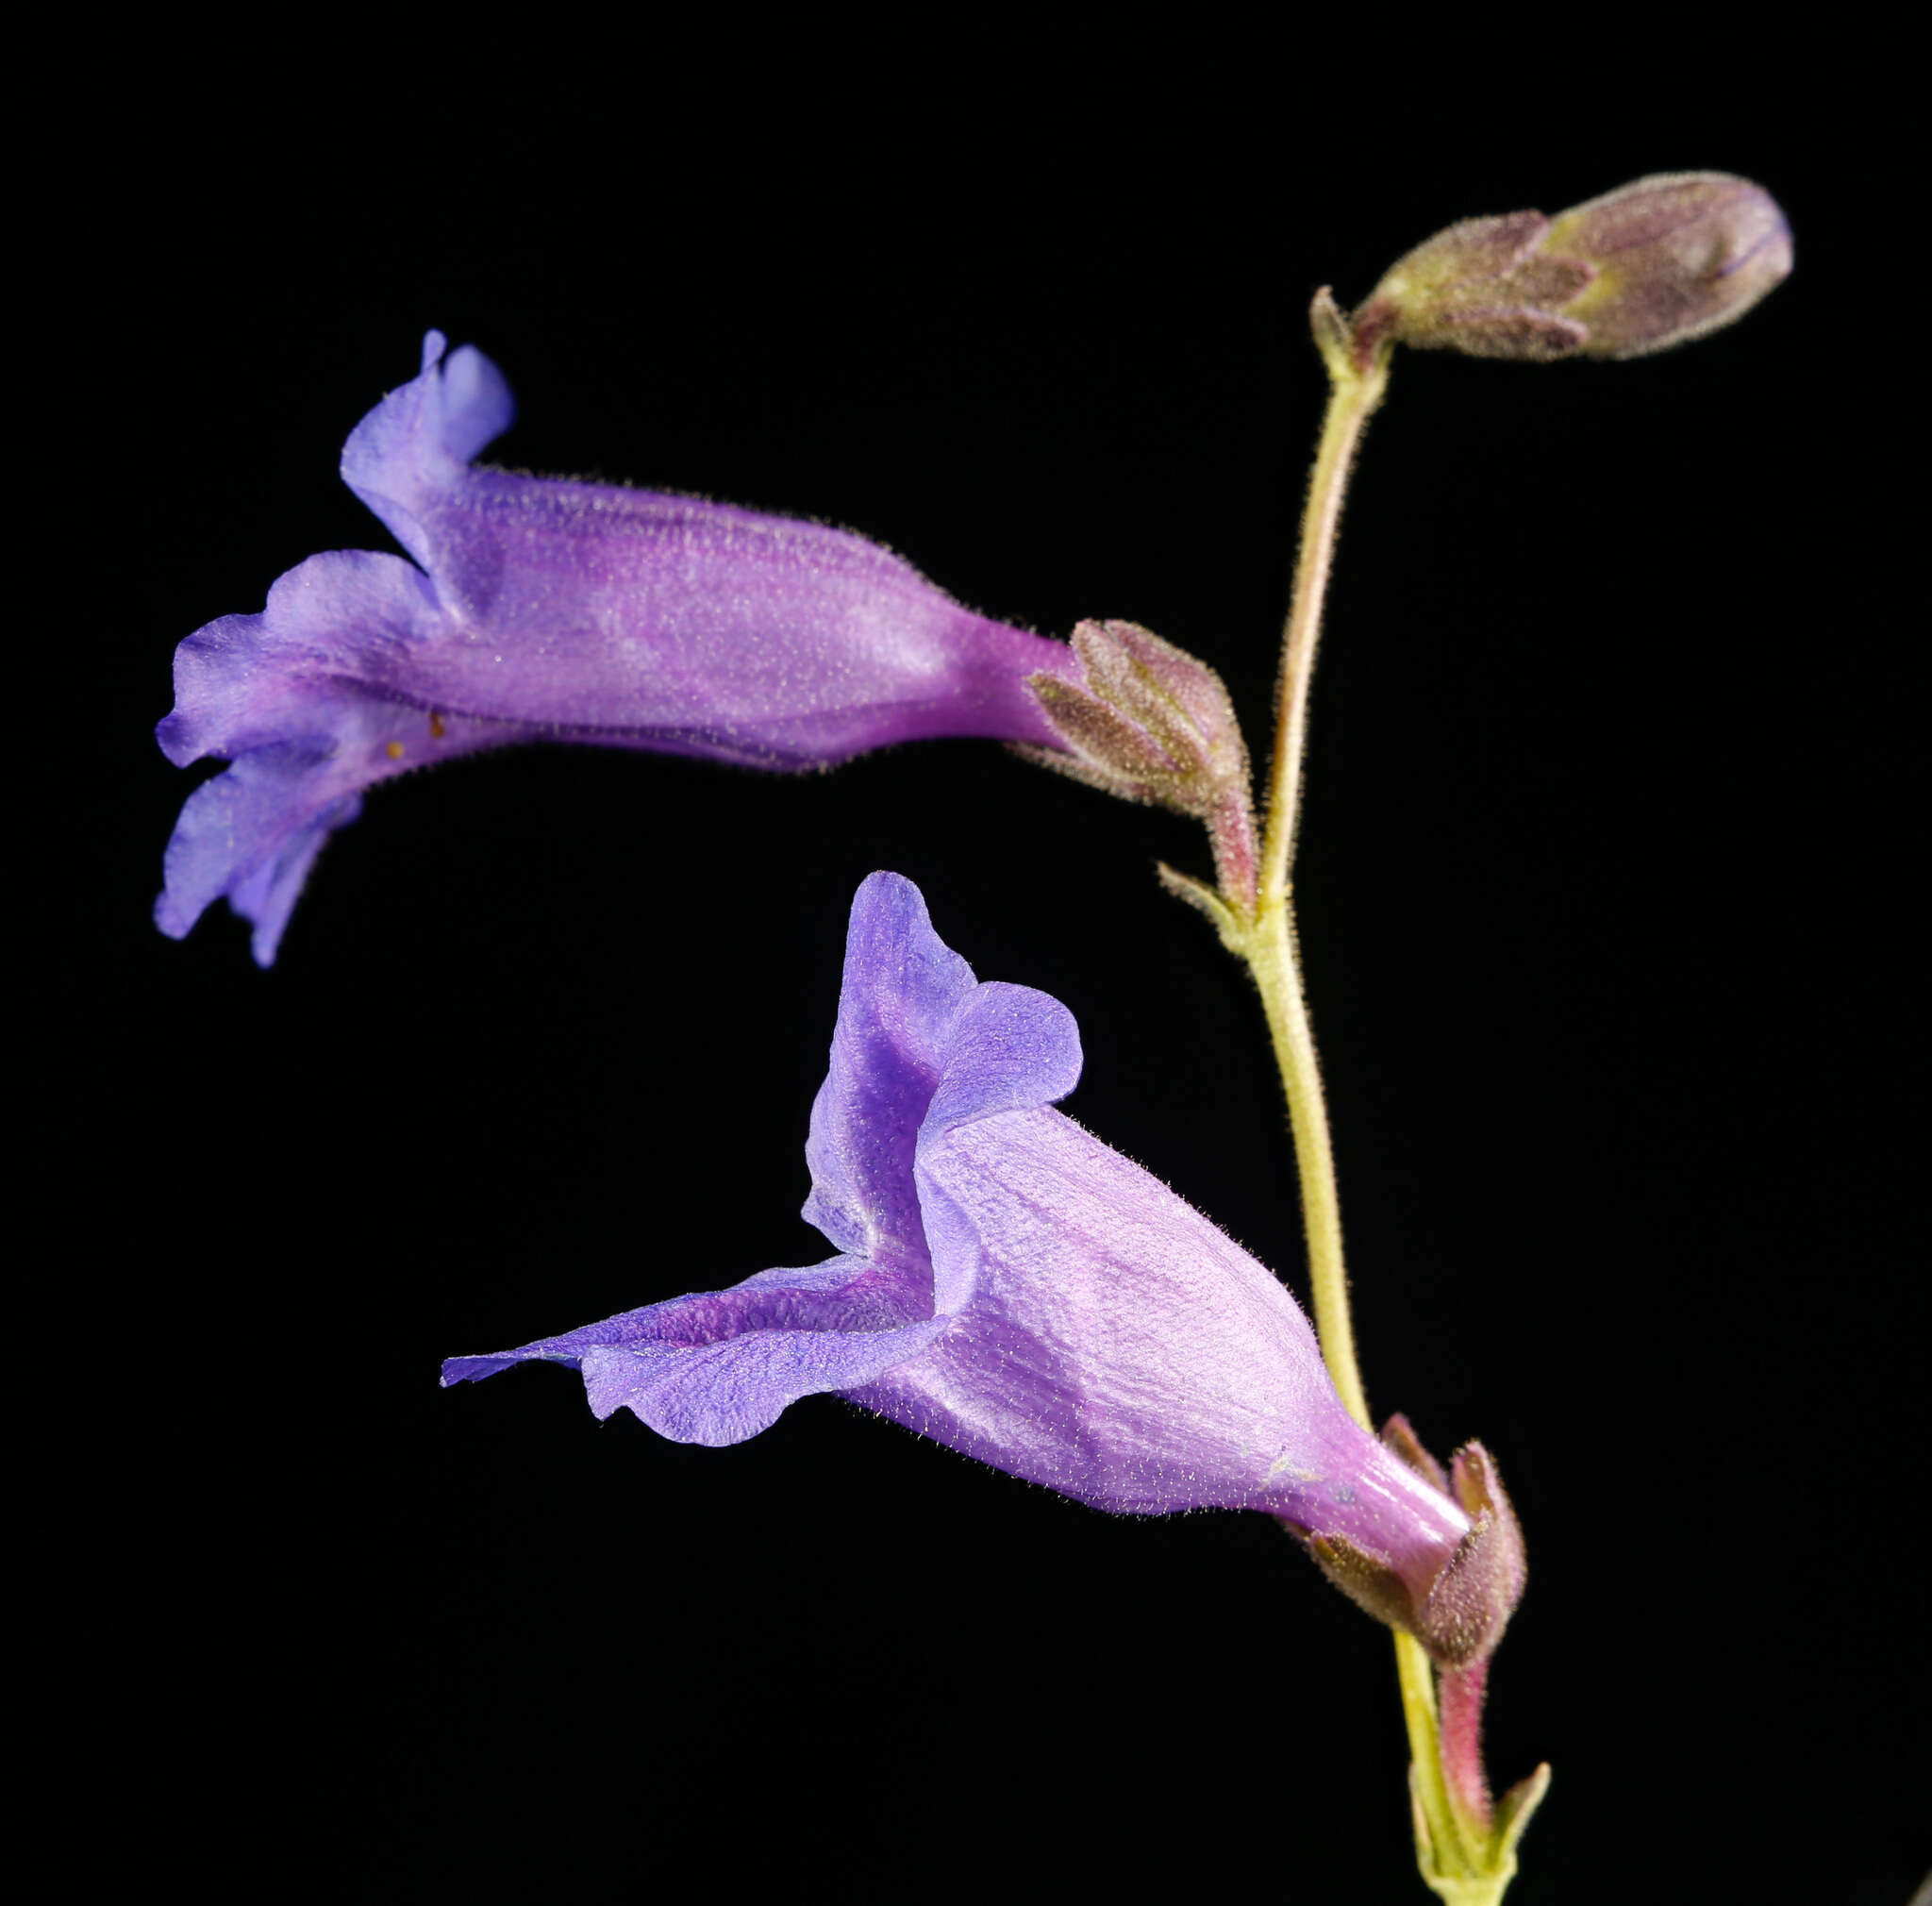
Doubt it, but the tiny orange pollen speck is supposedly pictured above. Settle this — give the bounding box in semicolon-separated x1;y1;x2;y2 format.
386;741;405;761
429;711;447;739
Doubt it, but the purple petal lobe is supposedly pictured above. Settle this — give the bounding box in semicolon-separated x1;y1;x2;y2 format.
800;872;980;1265
155;746;362;967
577;1319;947;1446
920;980;1083;1142
443;1254;945;1446
340;331;516;577
158;339;1076;961
157;549;446;770
441;878;994;1437
154;549;518;964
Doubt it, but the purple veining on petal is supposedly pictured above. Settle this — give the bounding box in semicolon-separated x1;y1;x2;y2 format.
157;334;1076;964
443;872;1472;1594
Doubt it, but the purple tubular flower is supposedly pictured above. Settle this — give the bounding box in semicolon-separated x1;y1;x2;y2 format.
155;334;1077;964
444;872;1474;1631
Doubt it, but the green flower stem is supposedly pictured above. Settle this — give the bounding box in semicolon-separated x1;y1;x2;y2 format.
1257;340;1388;924
1394;1633;1491;1900
1224;338;1524;1905
1238;904;1369;1426
1244;350;1388;1426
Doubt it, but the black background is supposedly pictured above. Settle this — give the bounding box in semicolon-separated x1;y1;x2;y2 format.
60;28;1923;1906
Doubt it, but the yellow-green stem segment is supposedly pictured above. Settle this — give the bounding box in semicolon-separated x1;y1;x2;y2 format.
1238;908;1368;1426
1242;352;1388;1428
1227;342;1522;1904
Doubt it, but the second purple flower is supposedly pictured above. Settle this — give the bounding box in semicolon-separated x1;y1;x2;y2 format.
445;872;1520;1664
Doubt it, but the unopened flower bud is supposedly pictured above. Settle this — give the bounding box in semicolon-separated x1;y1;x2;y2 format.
1353;172;1790;365
1022;619;1257;906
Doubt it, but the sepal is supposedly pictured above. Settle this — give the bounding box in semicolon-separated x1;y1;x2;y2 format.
1023;620;1248;818
1355;210;1592;362
1309;1530;1418;1636
1375;1421;1543;1900
1023;619;1257;909
1309;1421;1526;1669
1416;1443;1528;1667
1383;1410;1449;1493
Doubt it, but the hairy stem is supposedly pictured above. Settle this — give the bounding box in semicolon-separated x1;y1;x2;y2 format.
1438;1657;1494;1834
1395;1634;1470;1878
1238;354;1387;1423
1224;336;1520;1902
1257;357;1386;912
1241;906;1367;1426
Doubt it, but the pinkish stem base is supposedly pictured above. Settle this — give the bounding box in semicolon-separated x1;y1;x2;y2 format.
1439;1655;1494;1835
